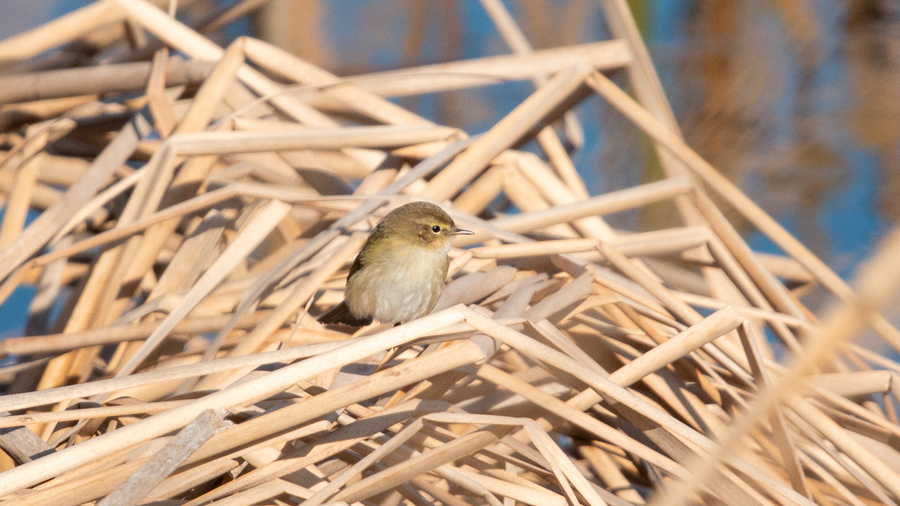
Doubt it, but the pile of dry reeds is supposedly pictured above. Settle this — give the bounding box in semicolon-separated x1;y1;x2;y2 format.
1;1;900;505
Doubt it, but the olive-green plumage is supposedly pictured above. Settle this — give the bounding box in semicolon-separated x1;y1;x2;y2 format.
317;202;473;326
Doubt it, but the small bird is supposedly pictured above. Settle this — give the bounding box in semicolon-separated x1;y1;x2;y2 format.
317;201;473;327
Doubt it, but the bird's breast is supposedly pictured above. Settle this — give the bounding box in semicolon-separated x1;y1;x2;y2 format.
345;245;449;324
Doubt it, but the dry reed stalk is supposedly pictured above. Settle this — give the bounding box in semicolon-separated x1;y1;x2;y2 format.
190;232;367;391
512;152;613;238
242;38;431;127
469;313;815;506
422;66;590;201
0;2;126;62
0;341;359;414
185;400;448;504
339;40;631;98
648;228;900;506
481;176;694;238
453;164;510;215
0;1;896;505
0;155;39;248
500;168;580;239
0;116;149;282
111;199;292;378
32;184;374;268
479;0;589;200
0;399;189;428
0;57;214;104
96;409;231;506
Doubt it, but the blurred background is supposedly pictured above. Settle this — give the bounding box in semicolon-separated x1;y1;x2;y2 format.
1;0;898;323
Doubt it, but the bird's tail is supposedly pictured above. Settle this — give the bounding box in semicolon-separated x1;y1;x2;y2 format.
316;301;373;327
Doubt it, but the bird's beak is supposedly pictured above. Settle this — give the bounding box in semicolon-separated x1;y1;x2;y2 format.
452;227;474;236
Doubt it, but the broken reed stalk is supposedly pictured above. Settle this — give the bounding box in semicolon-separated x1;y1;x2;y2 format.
0;1;897;505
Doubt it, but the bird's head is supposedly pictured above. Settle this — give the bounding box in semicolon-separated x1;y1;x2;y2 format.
374;201;473;252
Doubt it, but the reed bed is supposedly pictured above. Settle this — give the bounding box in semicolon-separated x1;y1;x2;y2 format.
0;1;898;505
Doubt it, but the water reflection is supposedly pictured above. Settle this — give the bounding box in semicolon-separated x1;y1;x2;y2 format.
647;0;898;311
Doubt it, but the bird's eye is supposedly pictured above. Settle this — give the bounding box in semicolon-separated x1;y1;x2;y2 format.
431;225;441;233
